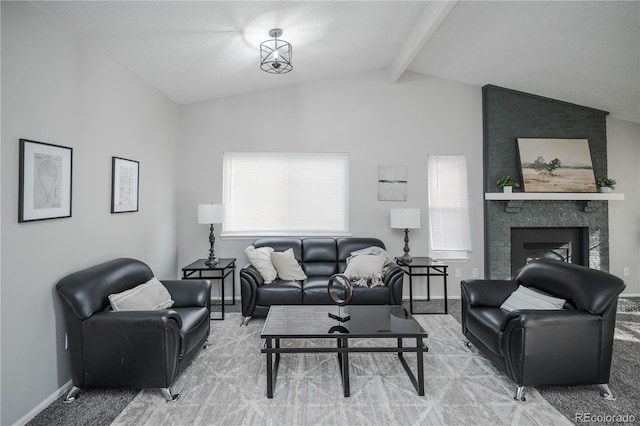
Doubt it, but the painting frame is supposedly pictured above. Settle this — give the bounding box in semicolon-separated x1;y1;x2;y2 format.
111;157;139;213
517;138;598;193
378;165;408;201
19;139;73;223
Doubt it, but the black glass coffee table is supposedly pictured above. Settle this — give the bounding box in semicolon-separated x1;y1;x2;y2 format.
261;305;428;398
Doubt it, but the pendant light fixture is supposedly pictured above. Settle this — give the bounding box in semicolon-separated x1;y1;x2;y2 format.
260;28;293;74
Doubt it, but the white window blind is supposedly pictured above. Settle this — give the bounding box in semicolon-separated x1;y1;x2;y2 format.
222;152;349;236
427;155;472;253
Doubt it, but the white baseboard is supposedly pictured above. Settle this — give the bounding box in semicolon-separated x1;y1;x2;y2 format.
14;380;72;426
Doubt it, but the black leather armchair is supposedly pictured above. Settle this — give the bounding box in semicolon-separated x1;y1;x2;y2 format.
461;259;625;401
56;258;211;403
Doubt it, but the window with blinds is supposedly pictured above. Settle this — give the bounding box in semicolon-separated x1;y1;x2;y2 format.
427;154;472;258
222;152;349;236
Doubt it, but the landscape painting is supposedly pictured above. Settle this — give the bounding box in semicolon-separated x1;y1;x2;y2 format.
517;138;598;193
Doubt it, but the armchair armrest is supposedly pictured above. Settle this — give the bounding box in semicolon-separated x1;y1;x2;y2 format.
383;262;405;304
461;279;518;308
162;279;211;308
501;310;605;385
77;310;183;388
87;309;183;330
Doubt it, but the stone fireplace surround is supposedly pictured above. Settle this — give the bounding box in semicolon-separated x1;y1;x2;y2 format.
483;85;609;279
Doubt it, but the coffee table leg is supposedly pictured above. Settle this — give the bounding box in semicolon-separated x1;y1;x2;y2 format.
417;337;425;396
342;338;350;397
266;338;273;398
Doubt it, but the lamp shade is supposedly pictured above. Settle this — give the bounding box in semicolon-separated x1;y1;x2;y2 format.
198;204;225;224
390;208;421;229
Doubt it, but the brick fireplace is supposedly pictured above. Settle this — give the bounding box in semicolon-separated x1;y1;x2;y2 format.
483;86;609;279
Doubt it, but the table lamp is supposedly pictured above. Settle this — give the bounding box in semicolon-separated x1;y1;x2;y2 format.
390;208;421;263
198;203;225;266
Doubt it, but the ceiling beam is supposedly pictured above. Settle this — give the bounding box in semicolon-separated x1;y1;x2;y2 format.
388;0;459;83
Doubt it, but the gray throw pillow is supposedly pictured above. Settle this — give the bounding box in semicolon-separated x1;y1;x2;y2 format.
270;248;307;281
500;285;566;312
108;277;174;311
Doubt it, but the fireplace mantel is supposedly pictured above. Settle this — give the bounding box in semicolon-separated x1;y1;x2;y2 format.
485;193;624;201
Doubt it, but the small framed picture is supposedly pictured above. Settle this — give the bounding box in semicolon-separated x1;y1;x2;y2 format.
111;157;139;213
19;139;73;223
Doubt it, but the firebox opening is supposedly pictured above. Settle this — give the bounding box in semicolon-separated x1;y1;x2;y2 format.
511;227;588;278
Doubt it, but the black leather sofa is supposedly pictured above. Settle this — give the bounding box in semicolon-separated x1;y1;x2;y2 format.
240;237;404;322
461;259;625;401
56;258;211;403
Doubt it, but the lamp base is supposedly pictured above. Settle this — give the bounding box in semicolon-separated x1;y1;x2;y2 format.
399;254;413;264
205;257;219;267
400;228;413;263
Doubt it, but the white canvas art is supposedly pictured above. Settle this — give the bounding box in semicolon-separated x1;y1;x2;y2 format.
378;165;408;201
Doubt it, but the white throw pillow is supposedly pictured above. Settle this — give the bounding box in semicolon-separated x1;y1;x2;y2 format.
343;255;387;286
500;285;566;312
270;249;307;281
245;245;278;283
108;277;174;311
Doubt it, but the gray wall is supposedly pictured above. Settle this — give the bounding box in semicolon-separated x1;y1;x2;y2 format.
176;70;486;301
607;117;640;295
1;3;179;424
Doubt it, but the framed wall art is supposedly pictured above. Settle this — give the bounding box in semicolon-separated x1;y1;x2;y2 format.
111;157;139;213
516;138;597;193
378;165;408;201
19;139;73;222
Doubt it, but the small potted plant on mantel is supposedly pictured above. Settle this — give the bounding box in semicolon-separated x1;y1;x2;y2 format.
496;175;520;193
596;177;616;193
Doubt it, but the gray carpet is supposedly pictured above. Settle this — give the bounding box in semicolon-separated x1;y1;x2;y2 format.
27;299;640;426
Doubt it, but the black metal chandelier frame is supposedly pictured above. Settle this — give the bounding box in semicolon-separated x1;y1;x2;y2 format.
260;28;293;74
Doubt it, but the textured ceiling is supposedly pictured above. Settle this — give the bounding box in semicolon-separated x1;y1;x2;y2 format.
35;1;640;123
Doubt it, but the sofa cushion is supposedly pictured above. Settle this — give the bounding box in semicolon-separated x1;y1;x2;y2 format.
245;246;277;283
171;307;210;357
500;285;566;312
255;280;303;306
351;286;389;304
303;276;339;304
254;238;303;261
466;307;508;356
271;249;307;281
108;277;174;311
302;238;339;277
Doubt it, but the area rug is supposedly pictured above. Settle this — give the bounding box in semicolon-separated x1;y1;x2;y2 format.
111;314;570;425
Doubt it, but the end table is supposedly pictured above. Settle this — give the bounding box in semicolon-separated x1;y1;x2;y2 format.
182;258;236;320
396;257;449;314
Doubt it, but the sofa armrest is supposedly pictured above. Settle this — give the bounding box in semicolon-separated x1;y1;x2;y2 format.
501;310;604;385
240;265;263;316
383;262;405;304
162;279;211;308
460;279;518;308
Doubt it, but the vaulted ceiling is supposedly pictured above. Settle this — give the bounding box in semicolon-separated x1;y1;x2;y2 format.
35;1;640;123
